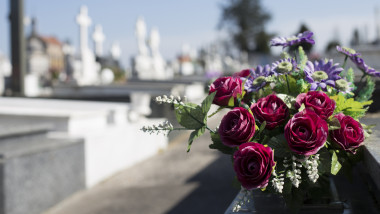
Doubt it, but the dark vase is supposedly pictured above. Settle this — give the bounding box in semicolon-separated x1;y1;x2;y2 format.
225;177;348;214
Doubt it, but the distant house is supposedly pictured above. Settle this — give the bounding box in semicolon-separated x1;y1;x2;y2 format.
26;18;64;86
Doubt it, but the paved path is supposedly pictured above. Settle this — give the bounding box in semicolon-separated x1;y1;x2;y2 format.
44;115;239;214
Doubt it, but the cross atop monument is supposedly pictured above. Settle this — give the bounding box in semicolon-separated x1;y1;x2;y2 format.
76;5;92;56
92;24;105;57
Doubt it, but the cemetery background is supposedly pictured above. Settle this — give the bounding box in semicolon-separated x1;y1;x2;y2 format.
0;0;379;214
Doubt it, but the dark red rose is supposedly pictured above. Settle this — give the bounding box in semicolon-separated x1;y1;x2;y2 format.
219;107;256;147
233;69;251;78
233;142;275;189
209;76;242;106
285;109;328;156
330;113;365;153
251;94;289;129
295;91;335;120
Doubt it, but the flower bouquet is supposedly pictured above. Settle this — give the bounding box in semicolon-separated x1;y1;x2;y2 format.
142;31;378;213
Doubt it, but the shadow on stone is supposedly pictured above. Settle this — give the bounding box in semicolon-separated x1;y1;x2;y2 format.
165;154;239;214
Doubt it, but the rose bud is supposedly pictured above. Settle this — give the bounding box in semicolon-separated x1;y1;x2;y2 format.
233;142;275;189
295;91;335;120
219;107;255;147
209;76;242;106
251;94;289;129
233;69;251;78
285;109;328;156
330;113;365;153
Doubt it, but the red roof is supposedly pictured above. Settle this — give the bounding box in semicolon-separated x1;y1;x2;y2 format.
41;36;62;46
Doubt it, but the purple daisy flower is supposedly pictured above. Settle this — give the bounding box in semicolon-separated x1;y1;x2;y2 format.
270;58;297;76
242;65;271;92
270;31;315;48
350;55;380;77
304;59;344;91
336;46;360;58
335;79;354;94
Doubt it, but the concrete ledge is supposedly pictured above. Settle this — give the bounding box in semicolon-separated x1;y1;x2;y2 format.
0;131;85;214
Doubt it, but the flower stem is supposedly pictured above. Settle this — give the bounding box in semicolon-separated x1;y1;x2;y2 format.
342;56;348;69
285;74;291;93
353;73;368;99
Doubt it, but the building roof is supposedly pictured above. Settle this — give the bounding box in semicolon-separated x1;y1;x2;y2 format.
41;36;62;46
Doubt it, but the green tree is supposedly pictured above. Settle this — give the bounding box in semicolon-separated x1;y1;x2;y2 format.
350;28;360;46
325;40;340;53
219;0;271;55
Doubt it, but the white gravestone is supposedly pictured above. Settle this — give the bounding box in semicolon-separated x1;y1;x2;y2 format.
92;24;105;57
76;5;100;85
149;28;168;80
110;41;121;60
134;17;152;80
0;52;11;95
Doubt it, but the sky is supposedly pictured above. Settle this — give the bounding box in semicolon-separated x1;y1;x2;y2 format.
0;0;379;68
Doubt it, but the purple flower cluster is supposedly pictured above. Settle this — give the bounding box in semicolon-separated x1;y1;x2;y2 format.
337;46;380;77
270;58;297;76
304;59;344;91
242;65;271;92
270;31;315;48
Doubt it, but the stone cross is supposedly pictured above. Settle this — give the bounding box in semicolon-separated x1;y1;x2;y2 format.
135;17;149;56
76;5;92;55
92;24;105;57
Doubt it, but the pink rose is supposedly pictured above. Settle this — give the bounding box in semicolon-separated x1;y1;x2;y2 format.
209;76;242;106
233;142;275;189
330;113;365;153
251;94;289;129
285;109;328;156
219;107;255;147
295;91;335;120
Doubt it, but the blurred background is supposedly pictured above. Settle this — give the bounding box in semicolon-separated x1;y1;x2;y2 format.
0;0;380;214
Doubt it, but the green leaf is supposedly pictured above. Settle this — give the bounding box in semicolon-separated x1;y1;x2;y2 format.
346;67;355;83
280;51;291;59
174;103;205;129
331;151;342;175
357;76;375;102
201;92;216;115
296;79;309;93
209;132;234;155
318;147;331;174
266;135;292;158
331;94;372;119
298;103;305;112
277;94;296;109
328;117;341;131
187;127;205;152
228;96;235;107
298;46;308;72
258;121;267;133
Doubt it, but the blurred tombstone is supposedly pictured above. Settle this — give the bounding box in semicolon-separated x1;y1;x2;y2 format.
92;24;105;57
149;28;168;79
129;92;152;122
110;42;121;61
76;5;100;85
133;17;152;80
0;53;12;95
100;68;114;85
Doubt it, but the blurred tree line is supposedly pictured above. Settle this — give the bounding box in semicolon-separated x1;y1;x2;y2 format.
218;0;315;57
